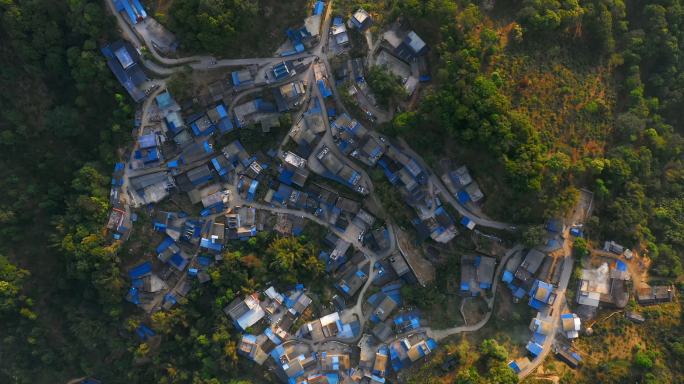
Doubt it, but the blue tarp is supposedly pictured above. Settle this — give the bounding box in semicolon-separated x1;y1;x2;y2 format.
139;324;155;336
313;1;324;15
616;260;627;271
129;262;151;278
333;17;343;25
461;282;469;291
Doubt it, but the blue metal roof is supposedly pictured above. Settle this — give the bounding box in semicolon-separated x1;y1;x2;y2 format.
129;262;151;278
527;342;543;356
200;238;223;251
279;169;294;185
509;361;520;372
138;134;157;149
457;190;471;203
313;1;324;14
333;17;343;25
616;260;627;271
156;236;175;254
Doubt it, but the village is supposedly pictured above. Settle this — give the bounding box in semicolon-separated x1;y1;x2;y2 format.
86;0;681;383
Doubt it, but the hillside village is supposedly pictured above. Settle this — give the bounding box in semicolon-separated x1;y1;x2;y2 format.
32;0;682;383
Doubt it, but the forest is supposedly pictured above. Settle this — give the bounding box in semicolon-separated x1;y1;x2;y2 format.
0;0;683;383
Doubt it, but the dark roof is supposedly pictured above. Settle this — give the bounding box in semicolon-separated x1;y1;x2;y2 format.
334;217;349;230
417;55;430;77
125;64;147;85
351;58;365;79
338;61;351;77
393;33;430;61
555;349;579;369
625;312;645;323
373;259;399;287
272;87;288;112
332;295;347;311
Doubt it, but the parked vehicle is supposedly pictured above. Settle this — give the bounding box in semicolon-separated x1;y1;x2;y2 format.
210;62;216;65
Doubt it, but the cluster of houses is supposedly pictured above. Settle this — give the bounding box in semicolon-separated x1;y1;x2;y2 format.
376;23;432;97
433;158;485;209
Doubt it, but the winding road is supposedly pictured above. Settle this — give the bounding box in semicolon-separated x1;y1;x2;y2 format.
103;2;577;382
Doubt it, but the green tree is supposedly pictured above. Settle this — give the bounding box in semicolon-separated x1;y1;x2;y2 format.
634;352;653;369
522;225;546;247
45;105;82;138
480;339;508;361
280;113;293;128
366;64;408;107
573;237;588;257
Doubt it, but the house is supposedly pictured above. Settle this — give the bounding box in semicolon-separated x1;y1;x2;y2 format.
321;352;350;372
460;255;497;296
603;240;630;257
331;23;350;46
353;208;376;230
279;80;306;100
350;8;374;31
335;262;370;299
508;357;531;373
393;31;429;61
222;140;251;167
338;61;351;78
636;284;675;305
290;107;326;157
555;348;580;369
388;337;436;371
529;280;556;310
232;68;254;87
271;61;296;81
367;226;391;251
394;309;425;333
388;254;418;285
367;284;401;322
526;341;543;357
201;222;225;254
207;104;228;123
544;217;566;233
316;146;362;187
179;142;213;165
529;314;552;345
129;171;170;203
625;311;645;323
561;313;581;339
370;258;397;287
577;260;630;308
332;295;346;312
223;294;265;331
101;39;147;102
281;152;310;187
112;0;147;24
145;18;179;50
415;55;431;81
351;58;366;81
456;181;484;204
